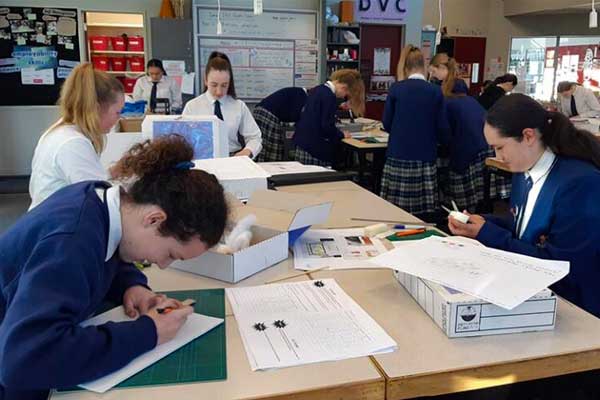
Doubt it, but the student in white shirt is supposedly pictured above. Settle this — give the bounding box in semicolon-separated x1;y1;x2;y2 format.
182;52;262;158
29;63;124;210
132;59;182;113
556;81;600;118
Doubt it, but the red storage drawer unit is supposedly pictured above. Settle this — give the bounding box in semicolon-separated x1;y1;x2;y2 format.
91;55;110;71
128;36;144;51
89;36;109;51
122;78;137;94
111;36;127;51
110;57;126;71
129;56;145;72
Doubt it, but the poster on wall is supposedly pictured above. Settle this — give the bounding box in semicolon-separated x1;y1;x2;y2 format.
373;47;390;75
0;5;80;105
356;0;408;23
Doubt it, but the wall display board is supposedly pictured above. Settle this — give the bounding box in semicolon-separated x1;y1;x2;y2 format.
194;6;319;101
0;6;80;105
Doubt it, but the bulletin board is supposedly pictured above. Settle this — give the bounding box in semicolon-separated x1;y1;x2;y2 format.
194;6;319;101
0;6;81;106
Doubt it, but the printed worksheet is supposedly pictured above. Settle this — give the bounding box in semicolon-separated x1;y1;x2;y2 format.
226;279;397;370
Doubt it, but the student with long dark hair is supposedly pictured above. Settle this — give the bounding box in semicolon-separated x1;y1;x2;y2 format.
0;135;228;400
380;44;450;219
132;58;182;112
477;73;518;110
183;51;262;158
449;93;600;317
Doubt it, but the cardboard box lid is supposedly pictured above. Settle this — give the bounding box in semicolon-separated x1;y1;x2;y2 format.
238;189;332;233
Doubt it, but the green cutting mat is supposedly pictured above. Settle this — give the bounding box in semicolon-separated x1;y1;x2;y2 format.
385;229;445;242
61;288;226;391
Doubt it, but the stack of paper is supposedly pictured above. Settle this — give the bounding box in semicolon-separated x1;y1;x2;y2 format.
78;307;223;393
226;279;397;370
370;236;570;309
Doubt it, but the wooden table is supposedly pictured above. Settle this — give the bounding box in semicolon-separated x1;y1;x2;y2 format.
341;130;388;193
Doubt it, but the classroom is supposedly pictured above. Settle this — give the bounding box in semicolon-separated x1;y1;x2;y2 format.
2;0;600;399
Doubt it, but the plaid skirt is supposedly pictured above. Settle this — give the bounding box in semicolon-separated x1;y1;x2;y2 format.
253;106;284;162
380;157;438;215
486;148;512;199
293;147;332;167
438;149;488;212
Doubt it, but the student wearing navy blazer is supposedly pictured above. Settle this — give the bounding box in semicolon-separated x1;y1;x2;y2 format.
381;44;450;218
254;87;308;162
293;69;365;166
449;94;600;318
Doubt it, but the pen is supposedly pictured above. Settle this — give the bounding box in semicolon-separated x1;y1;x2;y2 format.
156;298;196;314
394;228;426;237
393;224;426;230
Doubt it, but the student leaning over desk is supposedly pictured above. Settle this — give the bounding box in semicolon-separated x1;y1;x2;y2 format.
183;51;262;158
449;93;600;318
380;44;450;219
0;135;228;400
28;62;124;210
292;69;365;167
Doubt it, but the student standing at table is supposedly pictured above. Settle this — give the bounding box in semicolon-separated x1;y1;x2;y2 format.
381;44;450;219
29;62;124;210
183;51;262;158
556;81;600;118
293;69;365;167
132;58;182;113
253;87;308;162
449;93;600;318
0;135;228;400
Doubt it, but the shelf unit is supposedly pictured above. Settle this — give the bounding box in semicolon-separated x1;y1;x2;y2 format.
90;50;145;55
326;24;361;76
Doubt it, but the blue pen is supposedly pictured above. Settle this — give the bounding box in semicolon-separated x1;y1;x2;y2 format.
394;224;426;230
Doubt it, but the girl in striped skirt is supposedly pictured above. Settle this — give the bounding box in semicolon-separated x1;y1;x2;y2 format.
381;45;450;219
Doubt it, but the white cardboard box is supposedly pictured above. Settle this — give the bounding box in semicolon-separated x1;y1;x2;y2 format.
394;270;557;338
172;190;332;283
193;157;270;201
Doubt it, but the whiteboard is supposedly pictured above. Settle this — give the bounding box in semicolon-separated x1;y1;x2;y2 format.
194;6;319;101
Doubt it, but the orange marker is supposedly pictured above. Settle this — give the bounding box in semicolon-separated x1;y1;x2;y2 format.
394;228;426;237
157;298;196;314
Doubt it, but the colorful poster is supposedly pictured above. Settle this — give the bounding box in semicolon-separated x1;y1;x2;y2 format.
153;120;215;160
12;45;57;70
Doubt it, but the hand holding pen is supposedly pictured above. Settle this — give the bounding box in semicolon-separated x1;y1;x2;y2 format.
148;298;195;345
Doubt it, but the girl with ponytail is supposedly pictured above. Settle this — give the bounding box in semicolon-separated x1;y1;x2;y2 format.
449;93;600;318
0;135;228;399
29;62;124;209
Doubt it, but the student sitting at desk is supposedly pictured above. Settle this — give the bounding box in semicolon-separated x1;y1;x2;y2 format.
183;51;262;158
0;135;228;400
448;94;600;318
132;58;182;114
556;81;600;118
293;69;365;167
381;44;450;219
254;86;308;162
29;63;124;210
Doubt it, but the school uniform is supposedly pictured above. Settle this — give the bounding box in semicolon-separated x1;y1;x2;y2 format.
183;92;262;158
29;124;108;210
558;86;600;118
477;84;506;110
132;75;182;111
380;74;450;216
438;81;494;211
0;181;155;400
254;87;308;162
477;151;600;318
293;82;341;167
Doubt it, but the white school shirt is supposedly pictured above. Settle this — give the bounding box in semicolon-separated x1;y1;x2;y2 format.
29;124;108;210
518;149;557;238
182;92;262;157
558;86;600;118
95;185;122;261
132;75;182;110
408;72;427;81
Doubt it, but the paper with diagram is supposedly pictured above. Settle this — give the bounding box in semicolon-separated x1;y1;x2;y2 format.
370;236;569;309
226;279;397;370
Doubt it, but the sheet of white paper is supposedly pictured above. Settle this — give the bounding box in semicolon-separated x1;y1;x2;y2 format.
181;72;195;95
293;228;390;271
194;156;270;180
78;307;223;393
163;60;185;76
371;236;569;309
227;279;397;370
258;161;330;176
21;67;54;85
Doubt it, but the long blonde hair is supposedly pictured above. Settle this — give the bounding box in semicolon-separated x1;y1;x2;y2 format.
47;63;123;153
330;69;366;116
430;53;459;97
397;44;425;81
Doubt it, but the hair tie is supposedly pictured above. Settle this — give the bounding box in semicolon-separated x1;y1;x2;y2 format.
174;161;194;170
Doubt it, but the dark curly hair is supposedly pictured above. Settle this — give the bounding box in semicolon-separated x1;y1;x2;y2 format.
112;134;228;246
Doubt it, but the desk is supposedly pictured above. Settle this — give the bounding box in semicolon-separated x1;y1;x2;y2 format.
308;268;600;399
341;130;388;193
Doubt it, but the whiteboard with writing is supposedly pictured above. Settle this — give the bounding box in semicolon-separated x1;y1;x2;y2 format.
194;6;319;101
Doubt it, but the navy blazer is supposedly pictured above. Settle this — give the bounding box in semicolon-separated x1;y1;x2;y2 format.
446;95;489;172
383;79;450;162
478;156;600;317
293;84;343;162
257;87;308;123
